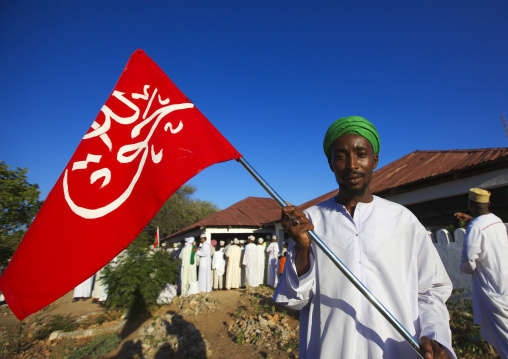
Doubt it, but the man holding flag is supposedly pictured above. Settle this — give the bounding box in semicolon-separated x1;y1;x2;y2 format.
275;116;456;358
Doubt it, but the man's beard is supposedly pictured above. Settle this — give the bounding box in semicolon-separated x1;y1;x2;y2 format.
339;172;371;199
341;182;369;198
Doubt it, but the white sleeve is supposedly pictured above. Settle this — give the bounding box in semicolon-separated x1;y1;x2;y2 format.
415;225;457;359
273;241;316;311
460;226;481;274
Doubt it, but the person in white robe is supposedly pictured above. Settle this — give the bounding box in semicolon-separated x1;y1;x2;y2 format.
242;236;259;288
456;188;508;358
212;241;226;290
239;240;246;287
257;238;266;286
179;237;197;296
266;236;279;287
274;116;455;359
73;274;95;301
196;234;212;293
225;238;242;290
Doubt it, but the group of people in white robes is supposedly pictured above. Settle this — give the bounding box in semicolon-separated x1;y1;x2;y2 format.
176;233;285;294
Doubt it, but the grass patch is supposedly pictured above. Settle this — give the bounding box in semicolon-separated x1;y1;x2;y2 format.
34;314;77;340
56;333;120;359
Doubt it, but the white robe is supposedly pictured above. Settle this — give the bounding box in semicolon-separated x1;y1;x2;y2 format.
197;242;212;293
73;274;95;298
266;242;279;287
274;196;456;359
460;213;508;358
91;268;108;302
225;245;242;289
257;244;266;286
243;243;259;287
179;244;197;296
212;248;225;289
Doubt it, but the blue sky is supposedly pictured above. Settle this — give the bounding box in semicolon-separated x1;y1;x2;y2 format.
1;1;507;210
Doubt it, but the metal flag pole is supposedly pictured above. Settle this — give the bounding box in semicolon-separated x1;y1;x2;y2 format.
237;157;425;359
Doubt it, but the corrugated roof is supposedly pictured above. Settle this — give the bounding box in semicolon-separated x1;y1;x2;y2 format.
266;147;508;217
371;148;508;194
164;197;280;239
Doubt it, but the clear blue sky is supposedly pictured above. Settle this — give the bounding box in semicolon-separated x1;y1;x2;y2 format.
1;1;507;210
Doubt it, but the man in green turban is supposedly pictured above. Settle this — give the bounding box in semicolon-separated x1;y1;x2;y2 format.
275;116;455;358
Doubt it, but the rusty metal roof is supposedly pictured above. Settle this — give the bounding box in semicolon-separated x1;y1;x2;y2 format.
164;196;280;239
167;148;508;231
370;148;508;194
267;147;508;218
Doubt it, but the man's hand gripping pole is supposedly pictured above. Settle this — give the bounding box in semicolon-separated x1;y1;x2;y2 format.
236;157;425;359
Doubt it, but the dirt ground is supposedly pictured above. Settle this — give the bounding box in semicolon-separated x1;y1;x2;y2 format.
0;289;501;359
0;288;296;359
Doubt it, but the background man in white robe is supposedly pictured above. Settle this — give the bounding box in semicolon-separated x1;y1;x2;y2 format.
73;274;95;302
455;188;508;358
179;237;197;296
212;241;226;290
266;235;279;287
257;238;266;286
243;236;259;288
225;238;242;290
196;234;212;293
274;116;455;359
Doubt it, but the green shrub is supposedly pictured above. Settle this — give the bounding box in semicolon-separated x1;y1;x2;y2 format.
101;232;179;317
447;290;492;357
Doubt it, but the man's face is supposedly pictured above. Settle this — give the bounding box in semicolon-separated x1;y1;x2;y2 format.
200;237;206;243
328;134;378;197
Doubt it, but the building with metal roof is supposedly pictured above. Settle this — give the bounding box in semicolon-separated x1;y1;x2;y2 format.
163;196;281;243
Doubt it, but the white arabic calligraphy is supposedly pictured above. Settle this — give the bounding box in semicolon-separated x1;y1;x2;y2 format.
63;85;194;219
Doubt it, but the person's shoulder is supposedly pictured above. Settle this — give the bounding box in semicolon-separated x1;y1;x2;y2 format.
372;196;420;221
304;197;338;215
474;213;504;230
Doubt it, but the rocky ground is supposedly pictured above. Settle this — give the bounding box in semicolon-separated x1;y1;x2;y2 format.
0;287;298;359
0;287;502;359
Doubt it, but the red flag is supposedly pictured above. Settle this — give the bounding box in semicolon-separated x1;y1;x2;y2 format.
153;227;160;249
0;50;242;320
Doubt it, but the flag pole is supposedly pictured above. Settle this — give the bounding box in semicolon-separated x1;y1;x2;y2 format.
236;157;424;359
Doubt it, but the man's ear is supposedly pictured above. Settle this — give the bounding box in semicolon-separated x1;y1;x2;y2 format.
373;154;379;170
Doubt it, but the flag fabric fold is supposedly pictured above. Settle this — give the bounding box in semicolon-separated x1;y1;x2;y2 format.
0;50;242;320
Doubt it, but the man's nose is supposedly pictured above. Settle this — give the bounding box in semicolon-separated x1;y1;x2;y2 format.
346;156;359;169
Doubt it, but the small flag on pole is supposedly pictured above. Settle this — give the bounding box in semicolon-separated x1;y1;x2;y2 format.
154;227;160;249
0;50;242;320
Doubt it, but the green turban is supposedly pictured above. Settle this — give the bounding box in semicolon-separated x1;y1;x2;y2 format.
323;116;380;159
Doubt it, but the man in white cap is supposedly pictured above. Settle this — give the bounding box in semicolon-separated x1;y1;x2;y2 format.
196;234;212;293
212;241;226;290
455;188;508;358
179;237;197;296
225;238;242;290
257;238;266;286
266;235;279;287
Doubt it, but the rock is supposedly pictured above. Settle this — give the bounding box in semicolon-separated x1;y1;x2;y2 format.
225;319;235;328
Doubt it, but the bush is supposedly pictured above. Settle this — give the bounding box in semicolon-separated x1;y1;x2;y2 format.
447;290;492;357
101;232;179;317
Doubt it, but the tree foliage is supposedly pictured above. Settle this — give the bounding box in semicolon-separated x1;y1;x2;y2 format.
145;184;220;238
101;232;179;316
0;161;42;262
101;184;219;316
